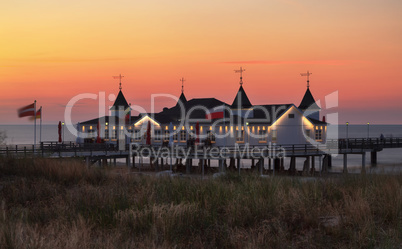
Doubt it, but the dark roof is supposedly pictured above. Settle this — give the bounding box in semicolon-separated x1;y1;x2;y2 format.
231;85;252;109
110;90;130;110
178;92;187;105
80;115;140;125
308;117;327;125
80;114;171;126
250;104;293;124
161;98;228;120
144;113;176;124
298;88;320;110
80;104;327;127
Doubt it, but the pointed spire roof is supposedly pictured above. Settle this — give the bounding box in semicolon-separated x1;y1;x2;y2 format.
175;77;187;107
231;85;252;109
175;92;187;108
178;92;187;103
298;88;320;110
110;90;130;110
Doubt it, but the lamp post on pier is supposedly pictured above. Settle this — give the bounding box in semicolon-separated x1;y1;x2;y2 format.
367;122;370;140
62;122;65;143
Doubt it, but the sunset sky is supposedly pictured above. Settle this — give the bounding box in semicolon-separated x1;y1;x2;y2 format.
1;0;401;124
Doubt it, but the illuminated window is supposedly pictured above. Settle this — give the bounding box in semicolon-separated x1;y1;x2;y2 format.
173;131;178;141
315;129;322;141
87;126;95;138
271;130;277;143
104;128;109;139
154;130;161;142
127;128;134;140
164;130;169;141
207;131;216;142
112;130;117;139
180;130;186;141
134;130;141;141
259;130;267;142
235;130;244;142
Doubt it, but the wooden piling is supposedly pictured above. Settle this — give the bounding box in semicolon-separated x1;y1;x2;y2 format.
302;157;310;175
370;151;377;165
289;157;296;175
237;158;241;175
311;156;315;175
343;154;348;173
362;152;366;174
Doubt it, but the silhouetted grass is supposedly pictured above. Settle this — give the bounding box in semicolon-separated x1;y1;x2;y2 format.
0;157;401;248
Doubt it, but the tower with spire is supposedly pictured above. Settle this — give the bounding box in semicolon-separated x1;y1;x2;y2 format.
110;74;130;117
176;77;187;107
298;71;320;120
231;67;253;118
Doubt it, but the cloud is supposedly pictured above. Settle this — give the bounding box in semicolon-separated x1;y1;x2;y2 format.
221;60;369;66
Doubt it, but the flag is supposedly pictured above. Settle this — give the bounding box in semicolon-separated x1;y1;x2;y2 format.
205;106;224;119
146;121;151;145
29;107;41;121
17;103;35;117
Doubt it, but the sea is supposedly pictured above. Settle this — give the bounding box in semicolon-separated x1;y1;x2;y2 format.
1;124;401;174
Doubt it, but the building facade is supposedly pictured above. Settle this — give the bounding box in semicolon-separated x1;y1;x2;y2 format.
77;77;326;147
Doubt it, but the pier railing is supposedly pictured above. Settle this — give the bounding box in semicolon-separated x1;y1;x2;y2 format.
0;137;401;158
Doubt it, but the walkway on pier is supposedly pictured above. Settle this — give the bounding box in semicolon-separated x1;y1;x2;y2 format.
0;137;401;175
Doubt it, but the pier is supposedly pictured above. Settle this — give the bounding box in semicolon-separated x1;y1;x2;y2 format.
1;137;401;176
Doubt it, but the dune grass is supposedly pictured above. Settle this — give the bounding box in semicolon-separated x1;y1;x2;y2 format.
0;156;401;248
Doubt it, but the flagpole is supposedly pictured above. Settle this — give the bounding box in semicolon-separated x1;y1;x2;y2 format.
222;105;226;172
40;106;42;144
34;100;36;154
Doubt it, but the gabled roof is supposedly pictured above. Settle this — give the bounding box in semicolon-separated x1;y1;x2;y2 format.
298;88;320;110
110;90;130;110
231;85;252;109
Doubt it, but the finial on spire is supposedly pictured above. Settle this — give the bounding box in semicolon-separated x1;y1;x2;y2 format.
234;67;246;86
180;77;185;93
300;70;312;88
113;74;125;90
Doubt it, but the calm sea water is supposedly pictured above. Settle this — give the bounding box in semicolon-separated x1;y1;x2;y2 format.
0;124;77;145
1;124;401;173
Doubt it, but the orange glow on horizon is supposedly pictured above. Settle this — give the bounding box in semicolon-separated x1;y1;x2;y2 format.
1;1;401;124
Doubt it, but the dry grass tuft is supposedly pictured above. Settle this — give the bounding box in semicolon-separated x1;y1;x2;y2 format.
0;157;401;248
